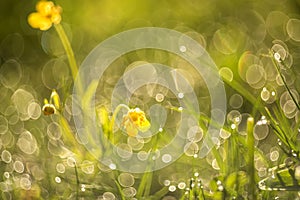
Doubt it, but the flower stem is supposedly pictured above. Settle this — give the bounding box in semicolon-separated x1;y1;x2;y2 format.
247;117;256;200
54;24;82;93
270;51;300;111
109;104;130;143
54;24;77;79
114;179;126;200
74;164;80;200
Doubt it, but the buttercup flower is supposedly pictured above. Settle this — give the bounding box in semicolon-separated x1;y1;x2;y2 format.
122;108;151;137
28;0;62;31
42;90;61;115
42;102;56;115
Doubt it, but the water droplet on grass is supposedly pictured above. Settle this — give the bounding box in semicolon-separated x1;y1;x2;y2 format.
17;131;37;154
103;192;115;200
168;185;176;192
118;173;135;187
219;67;233;82
81;160;94;174
56;163;65;173
122;187;136;197
0;59;22;89
162;154;172;163
20;176;31;190
13;160;24;173
254;123;269;140
287;18;300;42
47;122;62;140
1;150;11;163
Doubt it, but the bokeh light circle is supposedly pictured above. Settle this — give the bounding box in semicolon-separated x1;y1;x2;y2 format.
72;27;226;172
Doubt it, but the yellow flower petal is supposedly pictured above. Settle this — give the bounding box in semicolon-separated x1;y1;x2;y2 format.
28;1;62;31
51;12;61;24
42;103;56;115
50;89;60;110
27;12;43;29
36;1;54;16
124;108;151;136
28;12;52;30
125;120;139;137
38;19;53;31
138;119;150;132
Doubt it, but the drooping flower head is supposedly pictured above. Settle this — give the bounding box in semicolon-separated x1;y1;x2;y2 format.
28;0;62;31
42;89;61;115
122;108;151;137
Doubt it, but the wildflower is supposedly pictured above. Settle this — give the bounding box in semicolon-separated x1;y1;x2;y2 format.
42;101;56;115
50;89;60;110
28;0;62;31
122;108;151;137
42;89;61;115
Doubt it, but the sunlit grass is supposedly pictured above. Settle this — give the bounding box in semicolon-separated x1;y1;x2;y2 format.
1;0;300;199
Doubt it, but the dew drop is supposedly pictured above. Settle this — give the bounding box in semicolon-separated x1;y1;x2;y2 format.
1;150;11;163
155;93;164;102
219;67;233;82
178;182;186;189
179;45;187;52
17;131;37;154
47;122;62;140
27;102;41;120
81;160;94;174
56;163;65;173
137;151;149;161
270;150;279;162
109;163;116;170
184;142;199;156
13;160;24;173
122;187;137;197
229;94;243;109
118;173;135;187
261;87;270;101
287;18;300;42
168;185;176;192
212;159;220;170
187;126;203;142
55;176;61;183
116;143;133;159
164;179;171;186
178;92;184;99
20;176;31;190
103;192;115;200
254;123;269;140
3;172;9;179
162;154;172;163
67;157;76;167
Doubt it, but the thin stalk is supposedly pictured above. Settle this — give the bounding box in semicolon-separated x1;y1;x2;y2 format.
137;133;160;198
199;181;206;200
54;24;82;94
114;180;126;200
54;24;77;80
74;164;80;200
246;117;256;200
270;51;300;110
109;104;130;143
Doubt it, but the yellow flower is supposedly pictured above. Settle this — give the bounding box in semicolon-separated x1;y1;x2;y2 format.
122;108;151;137
42;103;56;115
42;90;61;115
28;0;62;31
